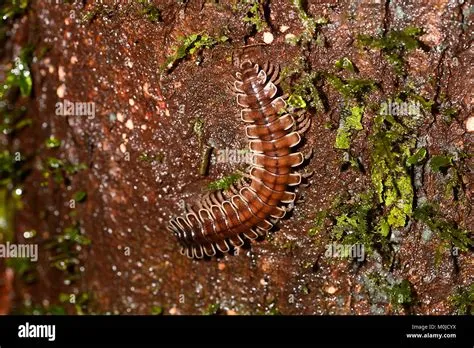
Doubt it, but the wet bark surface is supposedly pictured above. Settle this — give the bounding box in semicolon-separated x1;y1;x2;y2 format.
1;0;472;315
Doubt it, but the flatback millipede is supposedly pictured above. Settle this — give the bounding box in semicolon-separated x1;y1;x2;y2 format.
168;58;311;259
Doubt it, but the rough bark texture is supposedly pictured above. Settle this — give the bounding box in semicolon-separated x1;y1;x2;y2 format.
1;0;472;315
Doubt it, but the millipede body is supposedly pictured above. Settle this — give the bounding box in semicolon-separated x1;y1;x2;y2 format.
168;58;310;259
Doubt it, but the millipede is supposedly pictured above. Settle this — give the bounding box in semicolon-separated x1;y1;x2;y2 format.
167;57;311;259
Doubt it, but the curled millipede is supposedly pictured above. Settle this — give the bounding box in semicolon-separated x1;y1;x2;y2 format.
167;58;311;259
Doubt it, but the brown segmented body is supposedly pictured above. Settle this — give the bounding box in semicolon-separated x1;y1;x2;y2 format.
167;59;310;259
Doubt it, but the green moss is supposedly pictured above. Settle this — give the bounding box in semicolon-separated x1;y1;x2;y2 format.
80;4;116;24
406;147;426;166
365;273;414;312
290;72;324;112
413;204;472;252
5;257;37;284
387;279;413;309
73;191;87;202
0;150;25;188
0;42;33;277
242;0;266;32
0;0;29;21
330;191;386;253
444;166;463;201
340;154;364;172
334;131;350;150
449;284;474;315
429;155;453;173
327;73;375;150
0;45;33;99
62;224;91;246
370;112;416;232
327;75;376;101
308;210;328;237
334;57;356;73
45;222;91;282
310;191;391;257
280;59;324;113
3;115;25;133
46;157;63;169
208;172;242;191
287;95;307;109
0;106;30;135
137;0;161;23
292;0;327;45
45;136;61;149
162;33;228;71
440;105;459;124
405;91;434;112
203;303;221;315
281;239;297;252
357;27;424;75
334;105;364;150
151;305;163;315
59;292;95;315
15;303;67;315
42;157;87;185
427;151;466;201
0;189;14;242
0;152;25;243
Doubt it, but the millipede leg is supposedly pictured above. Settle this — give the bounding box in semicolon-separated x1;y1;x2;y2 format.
200;193;213;210
263;61;270;75
269;64;280;84
228;183;240;196
283;202;295;213
303;148;313;161
209;190;226;205
297;116;311;134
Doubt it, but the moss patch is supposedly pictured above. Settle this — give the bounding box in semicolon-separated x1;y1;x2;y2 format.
429;155;453;173
413;204;472;252
335;57;356;73
370;111;417;233
241;0;267;32
162;33;228;72
292;0;327;45
327;75;376;102
357;27;424;75
42;157;87;186
208;172;242;191
448;284;474;315
0;45;33;99
0;0;29;21
137;0;161;23
280;58;325;113
59;292;96;315
45;222;91;283
334;105;364;150
364;272;414;313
